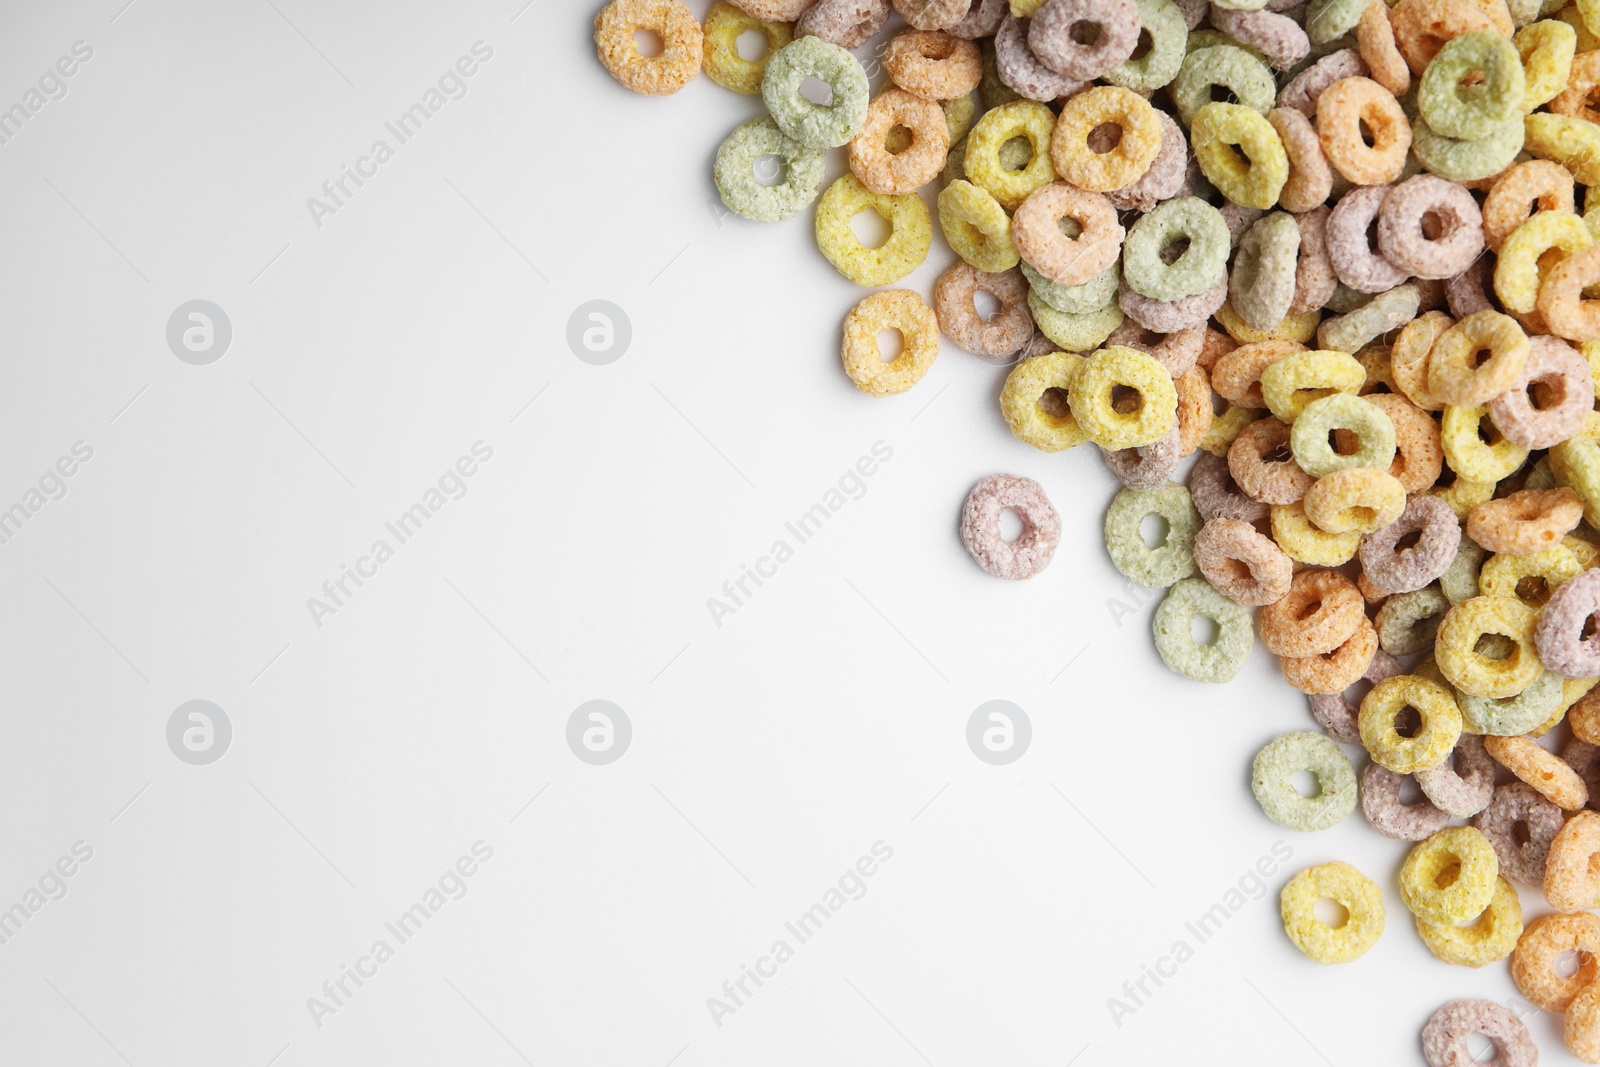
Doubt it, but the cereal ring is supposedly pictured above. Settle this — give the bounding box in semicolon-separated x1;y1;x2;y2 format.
1418;30;1524;140
1400;826;1500;925
1290;206;1340;314
1200;403;1262;457
1212;339;1302;408
763;36;870;148
1191;449;1271;522
1280;861;1385;963
1537;567;1600;678
939;180;1019;273
1193;517;1293;606
964;99;1057;209
1211;7;1311;68
595;0;704;96
1525;112;1600;186
1001;349;1089;449
1230;415;1317;504
1415;876;1523;967
1119;277;1230;332
891;0;970;29
1478;543;1580;607
1377;174;1486;280
1436;595;1542;697
1495;210;1593;315
1153;576;1255;681
702;2;791;94
1290;394;1396;477
1511;912;1600;1011
849;89;949;195
1102;0;1189;90
934;263;1034;361
1310;647;1403;740
1227;212;1301;331
1482;161;1574;254
1261;349;1365;423
1267;110;1333;215
1356;0;1413;95
1027;0;1140;78
1540;246;1600;342
883;30;983;99
949;0;1008;37
729;0;813;17
1105;319;1203;375
1282;615;1379;693
979;35;1021;108
1013;183;1123;286
1361;494;1461;595
1544;809;1600;911
1121;198;1230;302
1418;732;1496;816
1028;294;1125;350
1368;392;1445;491
1107;108;1189;211
1390;311;1452;411
1459;671;1564;734
1428;309;1530;406
1308;0;1370;42
1553;432;1600;528
1190;103;1289;210
1048;86;1160;192
1171;45;1277;126
1422;1001;1536;1067
1390;0;1499;74
1274;500;1363;564
1069;345;1177;448
1317;284;1423;354
815;174;931;285
1024;259;1120;315
1440;532;1487;604
1412;113;1525;183
1474;781;1564;883
995;15;1085;100
1102;424;1182;489
1489;337;1594;449
960;473;1062;578
1317;76;1411;184
1487;734;1590;808
1515;17;1576;112
1565;736;1600;800
796;0;891;48
1432;472;1499;519
1260;567;1364;656
1252;731;1359;830
1362;761;1454;840
1304;467;1407;533
1441;404;1530;483
1326;185;1409;293
1173;367;1213;456
714;117;827;222
1278;48;1369;115
1104;483;1201;586
1360;674;1463;771
841;290;940;396
1469;487;1583;556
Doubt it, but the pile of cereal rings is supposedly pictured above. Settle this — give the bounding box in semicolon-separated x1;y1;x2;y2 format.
595;0;1600;1058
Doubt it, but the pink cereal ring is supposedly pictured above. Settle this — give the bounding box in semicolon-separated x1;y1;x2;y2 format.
1327;184;1410;293
1013;183;1124;286
1377;173;1485;280
1488;336;1595;450
1536;568;1600;679
1193;516;1294;606
960;473;1062;579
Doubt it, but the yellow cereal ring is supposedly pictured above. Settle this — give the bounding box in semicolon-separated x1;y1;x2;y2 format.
840;290;940;396
1303;468;1407;534
1436;595;1543;697
938;180;1019;272
702;2;791;93
1190;102;1289;210
1427;310;1531;406
1049;86;1162;193
1214;301;1321;344
1359;674;1463;772
1494;211;1594;315
1028;293;1125;352
1280;861;1386;964
1000;350;1090;451
814;174;931;286
1517;20;1577;112
1200;404;1261;456
1069;345;1178;449
1400;826;1500;926
1441;405;1531;483
1259;349;1366;422
1430;474;1499;518
1479;544;1582;608
964;99;1057;210
1272;501;1363;565
1551;416;1600;525
1415;875;1522;967
1525;112;1600;185
1390;310;1453;412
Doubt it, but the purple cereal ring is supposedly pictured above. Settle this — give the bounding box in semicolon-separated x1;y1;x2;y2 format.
1358;493;1460;595
1173;0;1207;28
995;15;1085;101
960;473;1062;579
1489;335;1595;450
1107;109;1188;211
1276;48;1367;115
1360;761;1454;841
1327;184;1411;293
1376;174;1485;280
1107;319;1204;375
1417;733;1495;818
1471;780;1564;885
1289;205;1339;314
1421;1000;1537;1067
1309;646;1403;743
948;0;1007;37
892;0;971;30
1189;449;1272;523
1102;423;1182;489
1565;739;1600;813
1208;6;1311;70
1536;567;1600;679
1193;517;1293;606
1028;0;1140;79
797;0;892;48
1118;276;1228;332
1220;203;1266;250
1445;254;1499;320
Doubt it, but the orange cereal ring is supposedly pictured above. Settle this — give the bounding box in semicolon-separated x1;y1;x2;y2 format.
1391;310;1453;411
1539;247;1600;343
1545;810;1600;911
1486;734;1589;809
1356;0;1411;95
1466;488;1584;555
882;29;983;99
1013;182;1124;286
1211;340;1305;408
1229;415;1318;506
1283;616;1380;693
1511;912;1600;1012
1481;160;1576;252
1367;391;1445;492
1550;48;1600;123
1260;567;1366;656
1316;76;1412;184
1049;86;1161;192
849;88;950;194
1194;516;1294;606
595;0;704;95
1390;0;1498;75
840;289;940;396
1268;107;1333;213
1175;366;1214;457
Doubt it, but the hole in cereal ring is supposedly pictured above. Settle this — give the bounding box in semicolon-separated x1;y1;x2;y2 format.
1191;614;1221;646
1087;122;1123;154
1396;528;1424;551
1000;135;1034;171
1111;384;1143;413
1264;443;1295;465
632;29;664;57
1159;236;1191;265
1394;704;1423;738
999;507;1024;542
1038;386;1072;418
1420;210;1446;241
1331;428;1361;455
735;27;769;61
1070;20;1102;44
1141;512;1170;549
1209;84;1239;105
1056;214;1084;238
1313;897;1349;928
876;328;905;363
1516;576;1551;604
1434;860;1461;889
1556;950;1586;979
1512;819;1531;846
1358;117;1375;148
973;289;1002;322
1582;615;1600;641
1398;776;1424;804
1296;597;1324;621
1529;379;1563;410
885;124;913;154
752;153;786;186
800;75;834;106
1456;69;1485;100
1471;345;1494;370
850;208;893;249
1128;28;1153;61
1350;506;1377;526
1291;769;1322;798
1475;633;1517;659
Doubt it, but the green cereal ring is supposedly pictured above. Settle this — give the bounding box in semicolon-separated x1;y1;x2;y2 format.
1290;393;1397;476
1023;259;1120;314
944;91;976;144
1104;483;1202;587
979;35;1021;109
1440;534;1486;605
938;180;1019;272
1230;211;1301;330
814;174;931;285
1170;45;1276;127
963;100;1057;211
1377;585;1451;655
1418;31;1525;141
1103;0;1189;91
1153;576;1254;682
1028;294;1124;352
1121;197;1231;302
761;36;869;149
1251;731;1358;831
1458;671;1564;735
1412;114;1525;183
1306;0;1368;43
1316;282;1421;353
713;117;827;222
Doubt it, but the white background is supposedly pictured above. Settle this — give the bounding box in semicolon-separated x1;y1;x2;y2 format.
0;0;1571;1064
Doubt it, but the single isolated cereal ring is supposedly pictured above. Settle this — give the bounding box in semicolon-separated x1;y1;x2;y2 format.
1421;1000;1538;1067
1359;674;1463;772
1120;197;1230;302
1280;861;1385;964
1170;45;1277;126
1260;567;1364;656
702;2;792;94
1290;393;1395;477
1027;0;1141;78
1048;86;1160;192
1538;568;1600;678
1311;648;1404;742
1486;734;1590;809
1193;517;1293;606
1412;113;1525;183
1001;350;1089;450
796;0;892;49
1467;487;1583;555
1474;781;1564;883
1190;103;1289;210
883;30;983;99
814;174;931;286
1102;0;1188;91
1303;468;1406;534
1489;336;1594;449
1377;174;1485;280
1417;30;1525;139
1251;731;1358;830
849;88;949;195
1325;184;1408;294
1539;247;1600;343
1427;310;1530;406
595;0;704;96
1317;76;1411;184
1229;415;1316;504
1152;577;1254;682
964;99;1057;209
939;180;1019;273
762;36;870;149
1495;210;1593;316
1436;595;1542;698
1282;616;1379;693
1230;212;1301;330
1260;349;1364;423
714;117;827;222
1103;483;1201;587
1400;825;1500;925
1362;761;1453;840
1511;912;1600;1012
1069;345;1177;448
1417;733;1496;817
1414;875;1523;967
1545;809;1600;911
1013;183;1123;286
933;262;1034;361
1361;495;1461;596
994;14;1085;101
840;290;940;396
959;473;1062;579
